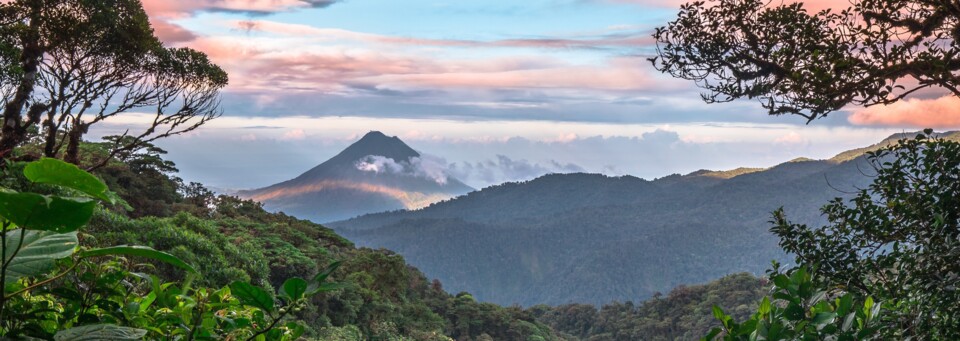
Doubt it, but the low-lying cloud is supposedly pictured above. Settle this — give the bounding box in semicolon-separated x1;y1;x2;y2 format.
447;155;586;187
353;153;586;188
355;155;450;185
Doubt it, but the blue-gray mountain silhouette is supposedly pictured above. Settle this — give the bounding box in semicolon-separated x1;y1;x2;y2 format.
239;131;473;223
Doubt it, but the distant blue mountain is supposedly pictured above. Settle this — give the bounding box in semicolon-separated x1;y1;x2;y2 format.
239;131;473;223
328;132;954;306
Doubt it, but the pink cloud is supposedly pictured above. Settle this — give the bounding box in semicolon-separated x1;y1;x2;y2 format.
142;0;335;16
191;33;671;94
848;96;960;128
774;131;805;144
149;19;198;43
358;57;658;91
281;129;306;140
233;20;654;49
141;0;339;43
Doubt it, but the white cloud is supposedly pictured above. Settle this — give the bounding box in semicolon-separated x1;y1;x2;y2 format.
281;129;306;140
355;155;450;185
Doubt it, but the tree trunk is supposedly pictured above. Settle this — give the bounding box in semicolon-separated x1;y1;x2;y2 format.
42;118;59;157
0;2;44;160
63;125;84;165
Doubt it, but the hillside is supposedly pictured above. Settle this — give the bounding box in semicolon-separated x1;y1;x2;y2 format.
77;143;561;340
533;273;766;340
238;131;474;223
327;133;943;306
74;140;768;340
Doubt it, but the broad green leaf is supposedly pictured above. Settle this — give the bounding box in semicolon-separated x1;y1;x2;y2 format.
281;277;307;301
868;298;881;321
806;290;827;307
701;327;722;341
783;302;804;321
0;190;95;232
836;294;853;315
54;324;147;341
759;296;771;315
286;322;306;339
24;158;112;203
841;312;856;332
772;275;791;290
863;296;875;320
229;281;274;313
812;312;837;326
3;230;78;282
712;305;728;328
736;320;757;335
80;245;197;273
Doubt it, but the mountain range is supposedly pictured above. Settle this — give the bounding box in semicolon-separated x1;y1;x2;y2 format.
327;132;956;306
238;131;474;223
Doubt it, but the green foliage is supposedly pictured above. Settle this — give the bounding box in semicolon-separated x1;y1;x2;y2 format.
2;229;77;281
704;267;881;341
772;131;960;339
0;157;342;339
334;151;880;306
56;142;563;340
23;158;112;202
652;0;960;120
534;273;767;340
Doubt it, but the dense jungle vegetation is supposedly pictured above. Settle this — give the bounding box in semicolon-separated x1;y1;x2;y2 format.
0;139;777;340
2;0;960;339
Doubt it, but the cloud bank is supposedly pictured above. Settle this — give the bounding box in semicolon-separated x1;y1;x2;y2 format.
355;155;450;185
848;96;960;128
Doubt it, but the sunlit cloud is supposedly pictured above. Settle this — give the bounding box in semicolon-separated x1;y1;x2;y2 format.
233;19;655;48
141;0;342;43
848;96;960;128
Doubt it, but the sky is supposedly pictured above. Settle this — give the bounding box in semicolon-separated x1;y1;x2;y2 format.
102;0;960;190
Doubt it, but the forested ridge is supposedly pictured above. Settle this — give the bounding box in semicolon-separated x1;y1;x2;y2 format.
5;139;768;340
74;142;563;340
331;132;960;307
3;0;960;338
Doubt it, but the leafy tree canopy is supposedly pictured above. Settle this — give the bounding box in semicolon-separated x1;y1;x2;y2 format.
772;131;960;339
652;0;960;121
0;0;227;167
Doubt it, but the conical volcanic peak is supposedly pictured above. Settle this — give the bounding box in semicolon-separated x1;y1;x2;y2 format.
328;131;420;166
292;131;421;181
238;131;473;223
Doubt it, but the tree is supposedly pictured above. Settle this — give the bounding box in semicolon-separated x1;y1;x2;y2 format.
651;0;960;121
0;157;344;339
771;131;960;339
0;0;226;167
653;1;960;337
705;266;882;340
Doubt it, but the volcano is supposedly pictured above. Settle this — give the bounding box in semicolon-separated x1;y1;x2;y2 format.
238;131;474;223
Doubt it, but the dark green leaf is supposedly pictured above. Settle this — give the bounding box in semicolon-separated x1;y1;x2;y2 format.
0;190;95;232
3;230;78;282
281;277;307;301
229;281;274;313
812;312;837;326
24;158;112;202
312;261;342;283
701;327;722;341
80;245;197;273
